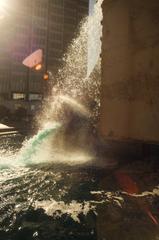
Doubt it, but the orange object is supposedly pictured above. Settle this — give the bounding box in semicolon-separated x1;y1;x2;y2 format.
35;63;42;71
115;170;139;194
43;73;49;80
115;169;158;225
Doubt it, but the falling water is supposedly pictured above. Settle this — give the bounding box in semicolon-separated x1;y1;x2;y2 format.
87;0;103;77
18;0;103;167
1;2;159;239
39;0;104;127
0;0;104;168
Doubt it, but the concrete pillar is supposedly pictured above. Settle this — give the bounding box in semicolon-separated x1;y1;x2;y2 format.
99;0;159;143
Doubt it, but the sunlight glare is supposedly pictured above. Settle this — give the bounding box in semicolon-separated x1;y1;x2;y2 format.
0;0;7;8
0;0;8;19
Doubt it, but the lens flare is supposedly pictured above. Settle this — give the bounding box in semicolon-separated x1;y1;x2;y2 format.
35;63;42;71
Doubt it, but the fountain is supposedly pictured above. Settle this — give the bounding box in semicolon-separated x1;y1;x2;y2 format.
0;1;158;240
7;0;105;168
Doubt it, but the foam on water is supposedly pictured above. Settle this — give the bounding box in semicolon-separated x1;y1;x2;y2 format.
34;200;95;223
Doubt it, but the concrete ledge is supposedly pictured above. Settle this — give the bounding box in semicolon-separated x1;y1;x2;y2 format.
0;131;18;136
103;138;159;164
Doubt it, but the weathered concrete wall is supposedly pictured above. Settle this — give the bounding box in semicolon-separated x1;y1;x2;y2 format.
100;0;159;142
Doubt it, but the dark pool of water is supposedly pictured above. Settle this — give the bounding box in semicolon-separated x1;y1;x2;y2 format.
0;134;159;240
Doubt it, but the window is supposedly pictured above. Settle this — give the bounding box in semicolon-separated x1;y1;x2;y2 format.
12;93;26;100
29;93;43;101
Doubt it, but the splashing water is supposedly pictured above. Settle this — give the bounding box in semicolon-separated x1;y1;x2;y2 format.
18;122;61;165
87;0;103;77
0;148;20;169
0;124;60;169
1;0;104;168
17;121;93;166
1;3;159;239
20;0;104;167
40;0;104;126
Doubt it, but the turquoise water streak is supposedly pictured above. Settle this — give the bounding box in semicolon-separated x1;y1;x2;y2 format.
19;122;61;164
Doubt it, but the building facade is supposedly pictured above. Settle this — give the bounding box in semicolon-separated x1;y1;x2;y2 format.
0;0;88;114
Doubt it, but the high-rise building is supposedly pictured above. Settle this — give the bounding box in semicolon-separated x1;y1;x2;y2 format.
0;0;88;114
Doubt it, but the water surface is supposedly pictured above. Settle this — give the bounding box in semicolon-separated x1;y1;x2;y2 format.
0;134;159;240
